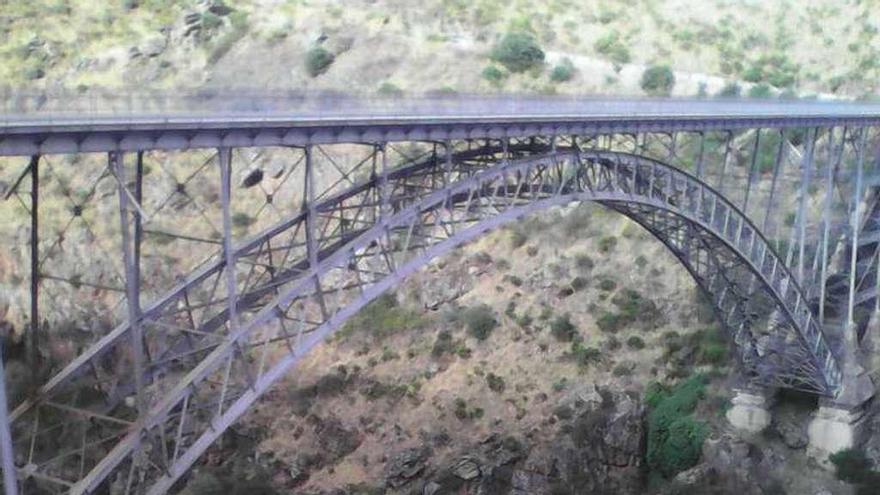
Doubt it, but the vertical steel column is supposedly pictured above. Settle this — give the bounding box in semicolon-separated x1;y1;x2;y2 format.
114;151;146;418
819;128;844;324
135;152;144;273
847;129;868;329
303;146;328;319
28;155;40;390
762;129;786;233
0;338;17;495
742;129;761;214
796;128;817;283
218;148;240;334
717;131;733;195
695;132;706;181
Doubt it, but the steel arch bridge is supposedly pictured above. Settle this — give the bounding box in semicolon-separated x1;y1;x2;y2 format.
1;95;880;493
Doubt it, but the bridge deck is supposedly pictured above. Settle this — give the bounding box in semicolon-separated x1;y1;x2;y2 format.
2;97;880;155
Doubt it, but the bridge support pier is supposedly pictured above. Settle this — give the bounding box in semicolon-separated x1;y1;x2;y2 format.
807;401;870;465
726;387;774;435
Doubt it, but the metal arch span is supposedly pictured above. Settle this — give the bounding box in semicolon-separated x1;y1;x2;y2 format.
8;146;843;494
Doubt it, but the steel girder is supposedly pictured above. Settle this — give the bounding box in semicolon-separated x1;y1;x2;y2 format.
3;144;844;493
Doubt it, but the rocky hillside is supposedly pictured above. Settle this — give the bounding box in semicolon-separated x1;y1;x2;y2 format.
2;0;879;97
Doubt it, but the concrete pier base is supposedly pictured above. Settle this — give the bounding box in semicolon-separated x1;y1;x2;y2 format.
807;404;869;465
726;388;773;434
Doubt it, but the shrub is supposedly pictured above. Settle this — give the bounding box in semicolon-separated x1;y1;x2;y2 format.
598;278;617;291
201;12;223;31
549;59;575;82
431;330;451;355
596;312;621;333
510;229;528;248
486;372;506;393
575;253;594;271
640;65;675;96
748;83;773;98
550;314;578;341
626;336;645;349
613;363;632;376
598;235;617;253
339;293;425;342
378;81;403;96
570;342;601;368
692;327;728;366
482;65;507;84
491;32;545;73
594;30;631;65
464;305;497;341
231;212;253;228
305;45;335;77
829;449;880;486
645;375;708;478
453;397;483;420
570;276;588;291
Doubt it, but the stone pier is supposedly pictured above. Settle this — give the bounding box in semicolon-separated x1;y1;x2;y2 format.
726;387;774;434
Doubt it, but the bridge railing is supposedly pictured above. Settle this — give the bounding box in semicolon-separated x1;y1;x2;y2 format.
2;88;880;126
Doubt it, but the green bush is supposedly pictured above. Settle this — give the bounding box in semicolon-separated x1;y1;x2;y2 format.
640;65;675;96
598;278;617;292
829;449;880;491
594;30;631;65
510;229;528;248
305;45;335;77
549;59;575;82
598;235;617;253
612;363;632;376
482;65;507;84
491;32;545;73
575;254;594;271
339;293;425;342
570;276;588;291
570;342;601;368
201;12;223;31
596;311;622;333
486;372;506;393
378;81;403;96
464;305;497;341
716;82;741;97
645;375;708;478
626;336;645;349
748;83;773;98
551;313;578;341
690;327;728;366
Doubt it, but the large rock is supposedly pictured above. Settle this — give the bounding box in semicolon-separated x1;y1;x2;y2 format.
524;387;646;493
385;446;431;488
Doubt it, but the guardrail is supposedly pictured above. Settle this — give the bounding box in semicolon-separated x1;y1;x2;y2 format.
2;89;880;125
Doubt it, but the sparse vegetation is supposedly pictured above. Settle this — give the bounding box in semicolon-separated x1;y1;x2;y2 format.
829;449;880;492
338;293;425;342
640;65;676;96
463;305;498;341
486;372;506;393
645;375;708;479
550;313;578;342
594;30;631;65
490;32;545;73
305;45;335;77
549;58;575;82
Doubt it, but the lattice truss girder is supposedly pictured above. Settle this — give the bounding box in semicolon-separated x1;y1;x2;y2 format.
2;125;879;493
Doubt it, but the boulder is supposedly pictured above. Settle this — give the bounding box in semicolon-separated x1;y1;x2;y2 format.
510;469;552;495
141;35;167;57
452;456;481;480
385;446;431;488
